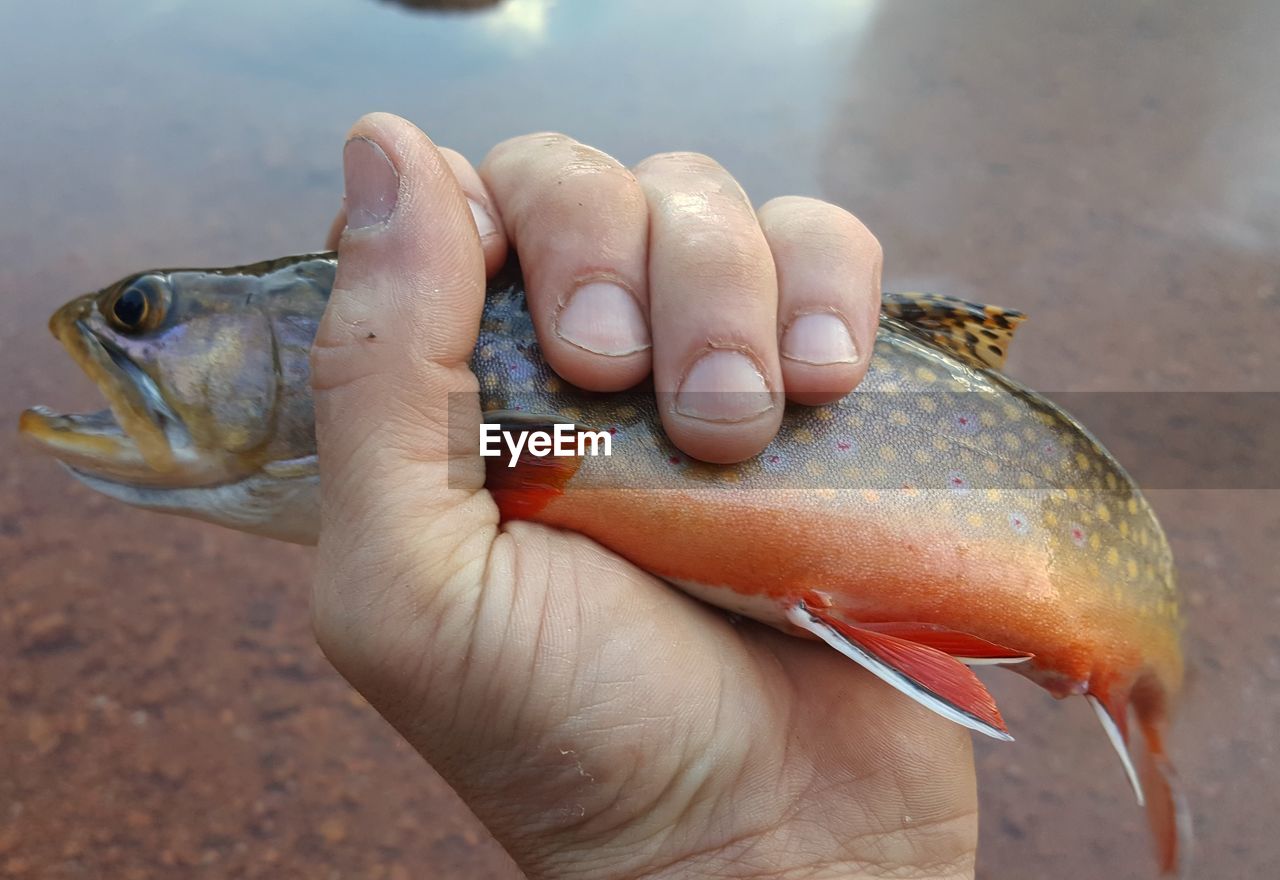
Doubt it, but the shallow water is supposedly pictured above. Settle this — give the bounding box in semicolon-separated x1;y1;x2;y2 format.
2;0;1278;876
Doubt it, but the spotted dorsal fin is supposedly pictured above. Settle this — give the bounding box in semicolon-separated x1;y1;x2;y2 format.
881;292;1026;370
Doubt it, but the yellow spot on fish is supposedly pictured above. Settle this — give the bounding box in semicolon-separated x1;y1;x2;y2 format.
815;408;833;421
805;461;824;478
1066;486;1080;502
1127;498;1139;515
1023;426;1040;442
980;411;997;427
890;410;911;426
1044;509;1058;527
915;366;938;383
913;448;932;465
1019;473;1037;489
933;436;950;452
794;427;814;444
862;489;880;504
543;377;562;393
1107;546;1120;566
1127;558;1139;579
1089;532;1101;551
919;396;937;413
1075;452;1091;471
1105;472;1118;491
1119;521;1129;538
1096;504;1111;522
1002;403;1022;421
967;513;985;528
984;459;1000;475
985;488;1002;502
878;446;898;462
615;405;638;420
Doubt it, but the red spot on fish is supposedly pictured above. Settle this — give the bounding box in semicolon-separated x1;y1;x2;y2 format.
947;471;970;494
669;455;681;465
1008;512;1029;535
608;427;617;435
1070;524;1087;547
836;439;853;452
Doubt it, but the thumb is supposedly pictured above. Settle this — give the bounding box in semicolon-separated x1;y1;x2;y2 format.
310;113;497;689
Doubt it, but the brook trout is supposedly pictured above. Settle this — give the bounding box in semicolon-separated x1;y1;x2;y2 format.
19;253;1186;874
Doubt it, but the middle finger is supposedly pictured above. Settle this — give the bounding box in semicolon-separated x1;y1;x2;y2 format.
634;152;784;463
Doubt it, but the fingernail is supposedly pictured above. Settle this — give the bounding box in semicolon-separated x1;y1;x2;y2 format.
555;282;651;356
468;199;500;239
343;137;399;229
781;312;859;365
674;349;774;422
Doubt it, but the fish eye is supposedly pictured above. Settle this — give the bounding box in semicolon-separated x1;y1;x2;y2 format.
104;276;166;333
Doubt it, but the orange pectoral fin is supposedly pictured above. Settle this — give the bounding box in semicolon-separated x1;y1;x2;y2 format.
855;622;1034;666
483;418;584;522
787;602;1013;741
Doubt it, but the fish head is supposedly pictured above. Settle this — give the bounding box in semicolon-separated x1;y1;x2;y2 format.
19;256;332;542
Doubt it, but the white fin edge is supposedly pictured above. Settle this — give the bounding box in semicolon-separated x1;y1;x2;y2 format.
956;656;1033;666
1086;694;1144;806
786;604;1014;742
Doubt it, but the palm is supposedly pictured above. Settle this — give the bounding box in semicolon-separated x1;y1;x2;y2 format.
351;520;979;880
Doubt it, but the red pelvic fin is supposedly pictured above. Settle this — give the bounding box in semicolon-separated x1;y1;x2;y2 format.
786;603;1012;740
1136;717;1192;877
855;622;1033;665
483;420;584;522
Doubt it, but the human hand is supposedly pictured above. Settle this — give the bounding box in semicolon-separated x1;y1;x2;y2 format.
312;112;977;880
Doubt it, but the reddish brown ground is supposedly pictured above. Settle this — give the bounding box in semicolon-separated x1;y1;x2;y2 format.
2;0;1277;877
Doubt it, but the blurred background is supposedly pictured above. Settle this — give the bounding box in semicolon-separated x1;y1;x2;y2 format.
1;0;1277;876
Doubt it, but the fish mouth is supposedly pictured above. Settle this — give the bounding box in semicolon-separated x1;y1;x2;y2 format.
20;311;192;487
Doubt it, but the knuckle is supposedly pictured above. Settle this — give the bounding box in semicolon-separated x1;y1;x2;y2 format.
635;150;725;177
673;240;774;296
761;198;883;266
481;132;575;175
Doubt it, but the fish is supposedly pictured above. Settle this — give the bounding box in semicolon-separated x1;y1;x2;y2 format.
19;252;1187;874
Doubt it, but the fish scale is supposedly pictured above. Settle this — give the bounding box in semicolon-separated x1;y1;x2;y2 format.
19;252;1186;875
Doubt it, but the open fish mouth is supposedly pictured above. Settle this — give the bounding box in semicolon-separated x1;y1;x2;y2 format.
20;317;189;486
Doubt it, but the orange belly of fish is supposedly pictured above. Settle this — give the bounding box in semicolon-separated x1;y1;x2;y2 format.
523;485;1174;702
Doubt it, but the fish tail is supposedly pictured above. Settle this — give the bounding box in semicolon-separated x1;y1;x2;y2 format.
1134;686;1192;877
